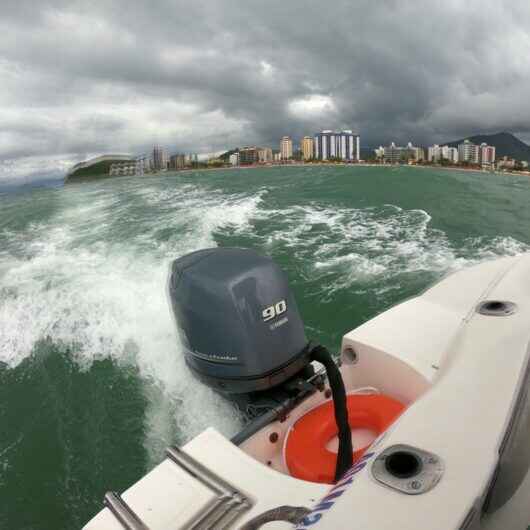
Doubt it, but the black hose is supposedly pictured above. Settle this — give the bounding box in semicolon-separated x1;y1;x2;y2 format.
231;402;293;446
310;344;353;482
231;343;353;482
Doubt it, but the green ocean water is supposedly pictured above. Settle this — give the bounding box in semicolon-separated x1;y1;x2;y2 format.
1;165;530;529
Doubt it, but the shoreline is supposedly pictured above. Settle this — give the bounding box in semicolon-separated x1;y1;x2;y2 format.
64;161;530;183
152;161;530;179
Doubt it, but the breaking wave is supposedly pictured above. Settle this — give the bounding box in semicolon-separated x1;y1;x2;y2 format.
242;202;529;299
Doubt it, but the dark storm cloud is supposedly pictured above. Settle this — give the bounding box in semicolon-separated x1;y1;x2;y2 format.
2;0;530;177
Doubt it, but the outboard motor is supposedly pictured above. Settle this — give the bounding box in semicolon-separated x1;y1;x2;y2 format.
169;247;354;480
168;247;311;396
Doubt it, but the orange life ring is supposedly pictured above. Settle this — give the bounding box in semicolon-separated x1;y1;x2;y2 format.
284;393;405;484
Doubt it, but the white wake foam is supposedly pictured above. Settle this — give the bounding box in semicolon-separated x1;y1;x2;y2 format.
240;202;529;298
0;183;265;462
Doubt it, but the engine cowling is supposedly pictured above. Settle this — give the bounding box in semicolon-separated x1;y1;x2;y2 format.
168;247;310;393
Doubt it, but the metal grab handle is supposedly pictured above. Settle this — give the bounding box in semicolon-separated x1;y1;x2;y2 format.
165;446;252;530
102;446;252;530
104;491;149;530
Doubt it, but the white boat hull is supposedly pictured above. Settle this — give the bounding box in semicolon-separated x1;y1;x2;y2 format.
84;255;530;529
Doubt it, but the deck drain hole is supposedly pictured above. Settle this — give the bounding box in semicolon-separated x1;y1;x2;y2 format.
385;451;422;479
477;300;517;316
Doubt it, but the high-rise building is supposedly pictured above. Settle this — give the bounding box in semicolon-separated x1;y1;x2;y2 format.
152;146;161;170
414;146;426;161
339;130;360;161
458;140;480;164
479;143;496;166
427;144;441;163
280;136;293;160
258;147;273;163
446;147;458;164
229;153;240;166
239;147;259;165
170;154;186;170
152;145;169;171
428;144;458;164
314;130;360;161
381;142;403;164
301;136;314;160
376;142;422;163
404;142;424;162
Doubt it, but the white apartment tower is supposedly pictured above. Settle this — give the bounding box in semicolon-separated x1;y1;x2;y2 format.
280;136;293;160
428;145;459;164
313;130;360;161
458;140;480;164
152;145;169;171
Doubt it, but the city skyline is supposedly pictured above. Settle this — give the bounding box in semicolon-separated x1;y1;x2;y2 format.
3;1;530;182
115;132;530;176
91;127;530;156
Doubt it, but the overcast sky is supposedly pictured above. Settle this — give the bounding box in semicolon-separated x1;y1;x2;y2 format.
2;0;530;179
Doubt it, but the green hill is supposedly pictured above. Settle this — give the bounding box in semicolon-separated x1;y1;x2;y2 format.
445;132;530;161
218;148;239;161
67;155;134;181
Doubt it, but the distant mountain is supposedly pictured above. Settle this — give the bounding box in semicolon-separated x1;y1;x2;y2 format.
445;132;530;161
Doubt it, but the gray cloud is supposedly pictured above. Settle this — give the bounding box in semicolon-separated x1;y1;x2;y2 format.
2;0;530;179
